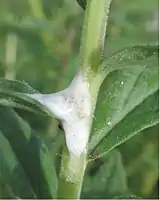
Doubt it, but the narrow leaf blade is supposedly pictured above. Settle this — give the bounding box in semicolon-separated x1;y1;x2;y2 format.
0;79;53;116
0;107;57;198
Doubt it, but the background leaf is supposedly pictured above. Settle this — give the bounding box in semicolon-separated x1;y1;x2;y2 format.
0;107;57;198
0;133;35;198
81;150;129;198
120;125;159;198
0;176;15;199
112;194;142;199
76;0;86;10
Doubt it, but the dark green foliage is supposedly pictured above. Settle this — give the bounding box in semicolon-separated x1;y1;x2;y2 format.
113;194;142;199
76;0;87;10
82;150;129;199
0;79;53;116
0;107;57;199
120;126;159;198
89;44;158;157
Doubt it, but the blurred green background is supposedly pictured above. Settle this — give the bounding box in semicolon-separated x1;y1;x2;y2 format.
0;0;158;199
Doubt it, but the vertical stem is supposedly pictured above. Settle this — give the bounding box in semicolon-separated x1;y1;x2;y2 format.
57;145;87;199
79;0;112;76
5;33;17;80
57;1;111;199
27;0;53;49
28;0;45;19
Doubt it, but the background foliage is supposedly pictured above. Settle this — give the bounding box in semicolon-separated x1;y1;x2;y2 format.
0;0;158;199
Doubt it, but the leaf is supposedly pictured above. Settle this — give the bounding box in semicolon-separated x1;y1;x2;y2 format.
120;126;159;197
82;150;128;198
0;139;35;199
101;44;158;74
12;165;37;199
0;148;15;199
0;79;53;116
0;176;15;199
0;20;47;56
89;44;159;158
0;78;37;93
0;107;57;199
76;0;86;10
112;194;142;199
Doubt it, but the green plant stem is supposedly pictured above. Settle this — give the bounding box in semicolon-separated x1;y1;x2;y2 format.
28;0;45;19
27;0;52;49
80;0;112;109
79;0;111;76
5;33;17;80
57;1;111;199
57;145;87;199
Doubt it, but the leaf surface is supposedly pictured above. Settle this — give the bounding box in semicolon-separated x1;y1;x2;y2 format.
89;45;159;158
0;107;57;198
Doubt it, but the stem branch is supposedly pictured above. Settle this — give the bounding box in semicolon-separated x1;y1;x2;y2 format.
5;33;17;80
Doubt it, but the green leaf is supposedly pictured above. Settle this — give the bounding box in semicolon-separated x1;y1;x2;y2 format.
0;148;15;199
0;139;35;199
82;150;128;198
0;79;53;116
101;44;158;74
76;0;87;10
0;78;37;93
0;107;57;199
89;44;159;158
0;20;47;56
0;176;15;199
112;194;142;199
120;126;159;197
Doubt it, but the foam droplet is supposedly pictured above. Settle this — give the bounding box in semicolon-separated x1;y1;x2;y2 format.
121;81;124;85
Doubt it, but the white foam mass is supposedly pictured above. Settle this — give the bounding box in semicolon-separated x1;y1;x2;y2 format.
28;72;92;157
